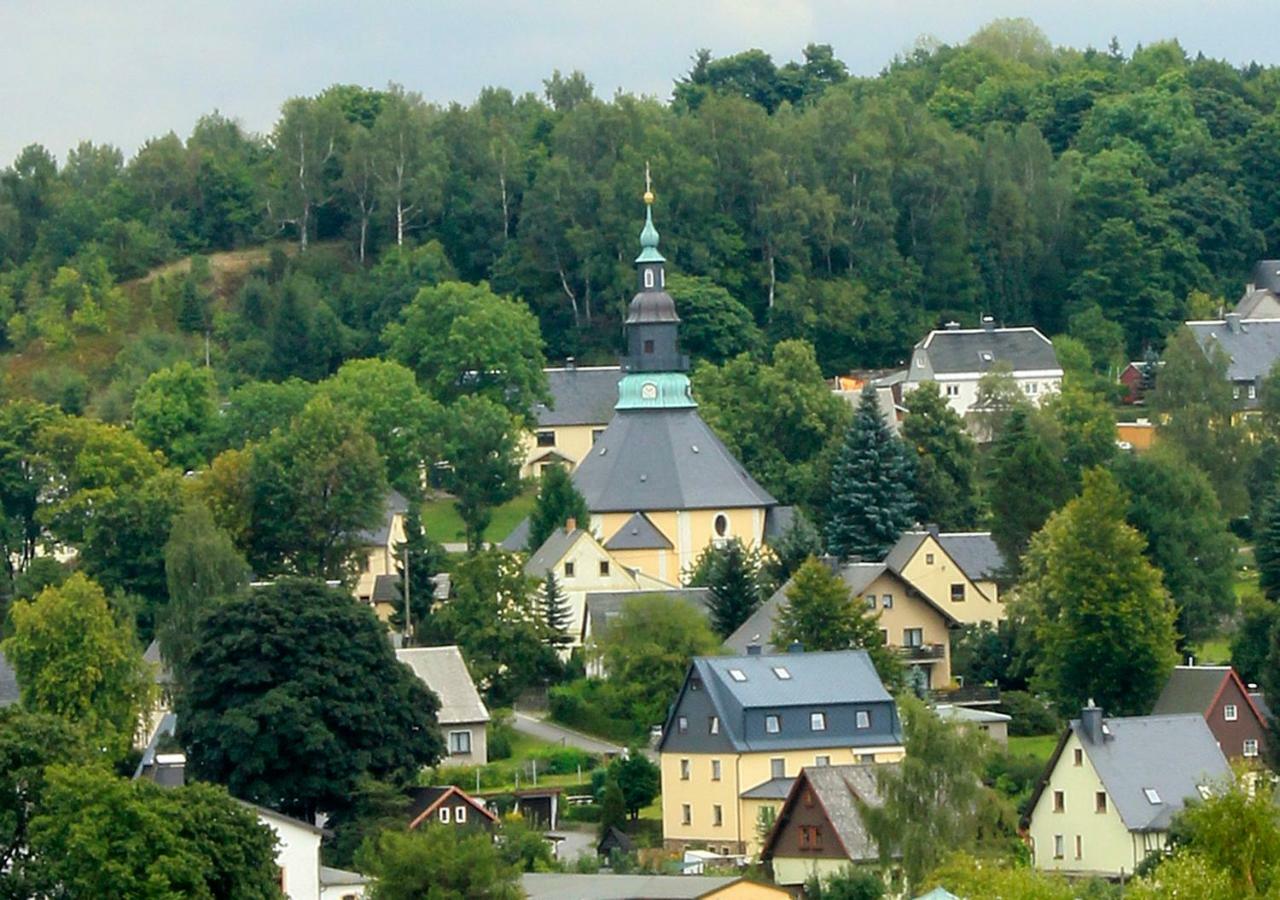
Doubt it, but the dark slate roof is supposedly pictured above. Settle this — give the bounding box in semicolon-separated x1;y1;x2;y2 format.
585;589;712;643
740;776;795;799
1152;666;1231;716
909;326;1060;377
1039;714;1230;832
883;532;927;573
406;785;498;826
371;574;401;604
597;825;635;855
603;512;673;550
0;650;20;707
525;527;589;577
572;408;776;513
1251;691;1273;722
500;517;531;552
1253;259;1280;294
724;562;958;656
784;764;892;863
357;489;410;546
1236;289;1280;320
1186;318;1280;385
935;533;1004;581
534;366;623;427
142;640;173;686
320;867;369;888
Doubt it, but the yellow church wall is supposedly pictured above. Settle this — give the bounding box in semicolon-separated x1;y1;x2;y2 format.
896;535;1002;625
596;507;768;583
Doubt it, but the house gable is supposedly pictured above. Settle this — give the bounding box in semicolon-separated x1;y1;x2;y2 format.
407;785;498;829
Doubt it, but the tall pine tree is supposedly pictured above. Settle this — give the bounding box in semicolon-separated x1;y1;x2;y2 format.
526;465;591;552
540;570;573;647
392;507;446;643
1257;498;1280;601
687;538;767;637
824;385;916;561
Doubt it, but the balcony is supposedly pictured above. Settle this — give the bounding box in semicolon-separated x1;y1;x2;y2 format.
897;643;946;662
930;683;1002;707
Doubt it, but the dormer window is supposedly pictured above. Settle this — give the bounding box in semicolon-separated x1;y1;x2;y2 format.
765;715;780;734
709;716;720;734
810;712;826;731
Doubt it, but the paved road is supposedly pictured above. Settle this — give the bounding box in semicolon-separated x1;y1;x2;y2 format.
512;711;625;756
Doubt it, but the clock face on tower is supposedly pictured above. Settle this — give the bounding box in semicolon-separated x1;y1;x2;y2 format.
641;382;658;400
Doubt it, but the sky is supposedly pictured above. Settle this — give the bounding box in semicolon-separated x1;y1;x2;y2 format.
1;0;1277;164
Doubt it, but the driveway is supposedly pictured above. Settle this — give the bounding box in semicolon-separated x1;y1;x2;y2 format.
511;711;624;756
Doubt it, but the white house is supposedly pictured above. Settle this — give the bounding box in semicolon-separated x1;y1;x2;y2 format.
255;806;367;900
902;318;1062;422
395;645;491;765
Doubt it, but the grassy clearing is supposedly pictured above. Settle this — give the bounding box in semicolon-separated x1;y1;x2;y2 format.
422;488;537;545
1006;733;1059;763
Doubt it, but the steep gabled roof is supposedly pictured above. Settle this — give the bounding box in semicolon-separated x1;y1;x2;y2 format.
1152;666;1267;725
604;511;673;551
395;646;490;725
1186;318;1280;385
534;366;624;427
935;533;1005;582
572;408;776;513
406;784;498;828
524;527;594;576
500;517;531;552
761;763;895;864
883;532;928;573
910;326;1060;377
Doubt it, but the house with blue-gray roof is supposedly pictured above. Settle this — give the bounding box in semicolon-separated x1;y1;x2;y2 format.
658;649;903;859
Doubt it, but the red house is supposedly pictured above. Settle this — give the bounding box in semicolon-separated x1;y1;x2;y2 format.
1151;665;1268;761
406;785;499;831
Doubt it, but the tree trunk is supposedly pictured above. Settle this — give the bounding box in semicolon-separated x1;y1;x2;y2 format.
499;171;510;240
767;254;776;308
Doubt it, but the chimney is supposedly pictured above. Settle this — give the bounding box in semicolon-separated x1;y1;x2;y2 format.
981;315;995;332
746;643;763;656
1080;700;1103;744
926;523;940;537
565;356;576;371
944;321;961;331
787;641;804;654
565;517;577;533
1225;312;1242;333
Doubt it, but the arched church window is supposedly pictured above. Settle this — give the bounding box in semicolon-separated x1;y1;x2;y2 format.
644;269;654;288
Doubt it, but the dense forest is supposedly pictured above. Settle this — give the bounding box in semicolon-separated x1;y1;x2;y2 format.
2;17;1279;410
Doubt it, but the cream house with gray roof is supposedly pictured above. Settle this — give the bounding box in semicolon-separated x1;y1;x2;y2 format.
395;646;490;766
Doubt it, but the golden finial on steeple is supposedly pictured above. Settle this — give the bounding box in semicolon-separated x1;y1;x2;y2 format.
643;161;654;205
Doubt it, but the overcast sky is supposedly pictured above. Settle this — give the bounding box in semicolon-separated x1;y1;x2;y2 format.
1;0;1276;165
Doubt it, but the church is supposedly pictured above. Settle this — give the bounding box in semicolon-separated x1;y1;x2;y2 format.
551;186;785;584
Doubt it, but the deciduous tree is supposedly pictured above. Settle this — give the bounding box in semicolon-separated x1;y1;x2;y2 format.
901;382;982;529
526;464;590;553
130;361;217;471
440;395;522;552
357;823;521;900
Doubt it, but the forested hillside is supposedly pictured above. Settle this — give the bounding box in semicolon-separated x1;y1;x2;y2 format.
2;18;1277;412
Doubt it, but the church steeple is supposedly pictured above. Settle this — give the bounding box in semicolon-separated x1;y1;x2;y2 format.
624;166;684;376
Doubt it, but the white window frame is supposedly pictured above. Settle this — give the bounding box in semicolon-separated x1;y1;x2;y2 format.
882;594;893;609
1245;739;1259;758
855;710;870;729
709;716;719;734
644;269;655;288
765;715;781;734
449;730;472;755
456;805;467;823
815;755;830;766
810;712;826;731
712;804;723;827
1224;704;1238;722
439;806;451;824
1053;834;1064;859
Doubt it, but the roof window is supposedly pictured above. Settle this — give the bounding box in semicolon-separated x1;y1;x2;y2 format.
1143;788;1161;804
772;667;791;680
979;351;994;363
728;669;747;682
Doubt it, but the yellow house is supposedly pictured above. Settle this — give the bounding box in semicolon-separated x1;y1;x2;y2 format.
658;650;904;859
1025;704;1230;878
563;196;782;585
725;561;959;690
523;524;677;648
884;530;1005;625
353;490;409;604
519;365;622;479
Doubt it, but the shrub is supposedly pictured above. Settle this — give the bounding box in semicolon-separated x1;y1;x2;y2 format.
997;690;1063;736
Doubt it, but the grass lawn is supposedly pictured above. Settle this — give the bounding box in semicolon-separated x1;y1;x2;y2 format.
422;488;537;545
1007;733;1059;763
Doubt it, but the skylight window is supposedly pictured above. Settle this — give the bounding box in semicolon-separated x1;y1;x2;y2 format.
728;669;747;682
979;351;994;363
1197;785;1212;801
1143;788;1161;804
772;667;791;680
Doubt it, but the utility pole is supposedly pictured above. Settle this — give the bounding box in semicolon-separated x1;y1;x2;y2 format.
403;542;412;645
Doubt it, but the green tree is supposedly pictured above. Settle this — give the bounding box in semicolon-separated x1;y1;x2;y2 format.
597;594;720;730
526;464;590;553
2;573;154;761
666;274;763;364
1232;596;1279;685
901;382;982;529
383;280;547;416
1112;449;1236;647
440;395;521;552
159;500;250;680
1151;327;1252;518
1019;469;1178;716
271;94;345;251
205;378;315;455
540;571;573;647
390;507;445;641
247;396;387;578
922;853;1078;900
130;362;217;471
987;406;1069;572
1046;381;1117;486
176;578;443;820
0;400;61;591
433;552;560;706
321;778;411;872
772;558;901;688
825;385;916;560
609;753;660;820
859;697;1006;892
803;866;886;900
686;538;768;638
1257;498;1280;601
357;825;521;900
599;776;627;835
764;510;824;585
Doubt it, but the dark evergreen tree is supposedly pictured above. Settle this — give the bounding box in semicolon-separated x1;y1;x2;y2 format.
765;511;824;585
526;465;590;552
987;406;1069;573
540;570;573;647
687;537;766;637
824;385;916;561
391;506;446;642
901;381;982;530
1258;498;1280;601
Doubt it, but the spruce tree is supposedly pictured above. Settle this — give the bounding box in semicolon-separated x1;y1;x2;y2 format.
541;570;573;647
824;385;916;561
526;465;590;552
1258;498;1280;601
392;507;445;642
901;381;981;529
687;538;767;637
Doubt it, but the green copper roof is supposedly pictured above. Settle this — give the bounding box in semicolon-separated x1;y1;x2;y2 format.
635;205;665;264
615;372;695;410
